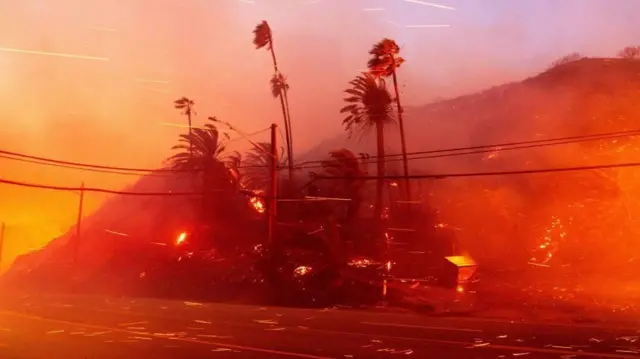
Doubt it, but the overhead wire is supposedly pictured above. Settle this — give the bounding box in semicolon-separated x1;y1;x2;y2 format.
0;154;171;177
0;148;185;173
0;127;273;174
1;128;639;175
293;128;640;168
0;176;262;197
314;161;640;181
0;177;200;195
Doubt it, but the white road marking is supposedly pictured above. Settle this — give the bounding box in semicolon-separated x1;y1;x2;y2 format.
362;321;482;333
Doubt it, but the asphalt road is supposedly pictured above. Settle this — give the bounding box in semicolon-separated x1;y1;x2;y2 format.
0;293;637;359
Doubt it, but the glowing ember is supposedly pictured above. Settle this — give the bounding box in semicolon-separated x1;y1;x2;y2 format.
347;258;380;268
175;232;187;246
249;197;265;214
385;260;393;272
483;147;501;160
293;266;312;277
531;216;566;265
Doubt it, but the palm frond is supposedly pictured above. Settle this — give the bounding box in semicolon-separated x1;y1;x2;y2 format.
270;73;289;98
340;73;394;138
166;119;229;171
253;21;272;50
367;38;404;78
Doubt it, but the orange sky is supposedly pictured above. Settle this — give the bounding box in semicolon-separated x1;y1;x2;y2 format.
0;0;638;266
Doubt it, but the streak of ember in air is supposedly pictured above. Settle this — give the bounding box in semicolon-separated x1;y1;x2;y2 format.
176;232;187;246
0;47;109;61
404;24;451;28
404;0;456;10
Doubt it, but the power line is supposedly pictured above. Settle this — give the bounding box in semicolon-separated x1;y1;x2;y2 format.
314;161;640;181
0;176;262;197
2;128;638;176
0;148;186;174
291;129;640;171
0;177;201;195
293;128;640;168
0;154;171;177
228;126;272;143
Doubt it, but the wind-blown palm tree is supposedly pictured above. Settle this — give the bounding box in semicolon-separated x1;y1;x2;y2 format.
270;73;293;166
166;118;235;194
253;21;294;179
340;73;394;221
225;150;242;186
321;149;369;222
174;97;196;161
242;142;273;192
367;38;410;201
166;120;262;249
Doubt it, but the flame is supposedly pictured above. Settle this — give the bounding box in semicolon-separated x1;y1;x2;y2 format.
293;266;312;277
249;197;265;214
175;232;187;246
530;216;567;265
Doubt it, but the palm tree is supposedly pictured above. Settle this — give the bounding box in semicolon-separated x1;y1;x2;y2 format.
270;73;293;167
166;118;235;195
224;150;243;186
253;21;294;179
166;120;262;249
367;38;410;201
321;149;369;222
242;142;273;192
173;97;196;161
340;73;394;221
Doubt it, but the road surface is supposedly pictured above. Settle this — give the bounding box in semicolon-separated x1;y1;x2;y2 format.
0;292;637;358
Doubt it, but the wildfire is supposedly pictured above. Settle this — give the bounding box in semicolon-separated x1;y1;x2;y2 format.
530;216;567;265
249;197;265;214
293;266;312;277
175;232;187;246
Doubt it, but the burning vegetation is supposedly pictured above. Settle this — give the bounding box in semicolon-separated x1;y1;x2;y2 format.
402;58;640;307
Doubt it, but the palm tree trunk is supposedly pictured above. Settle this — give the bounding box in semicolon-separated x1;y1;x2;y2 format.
391;70;411;203
201;163;208;225
277;92;293;180
282;88;294;175
268;40;279;72
188;111;193;161
375;121;385;222
268;44;294;181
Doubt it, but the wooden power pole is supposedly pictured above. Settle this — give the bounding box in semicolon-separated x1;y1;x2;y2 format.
73;182;85;265
268;124;278;245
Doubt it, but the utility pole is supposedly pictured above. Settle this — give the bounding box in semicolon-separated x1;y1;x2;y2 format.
0;222;5;269
268;124;278;245
73;182;85;265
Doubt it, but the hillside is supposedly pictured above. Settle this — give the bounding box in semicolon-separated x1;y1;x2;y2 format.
5;58;640;295
309;58;640;275
1;171;262;293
